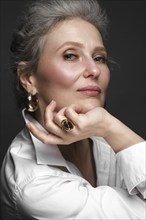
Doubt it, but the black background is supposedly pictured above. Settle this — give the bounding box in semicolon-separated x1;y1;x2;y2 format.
0;0;145;166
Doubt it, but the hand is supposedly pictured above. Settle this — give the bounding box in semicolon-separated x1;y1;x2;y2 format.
26;100;111;145
27;100;144;152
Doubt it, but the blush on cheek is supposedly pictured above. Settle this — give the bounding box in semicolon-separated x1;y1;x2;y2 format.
53;68;76;85
51;61;84;85
37;60;81;86
38;64;79;86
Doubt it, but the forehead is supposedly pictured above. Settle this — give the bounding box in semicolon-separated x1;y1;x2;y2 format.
42;18;104;52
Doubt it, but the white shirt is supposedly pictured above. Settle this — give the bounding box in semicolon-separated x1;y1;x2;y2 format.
1;111;146;220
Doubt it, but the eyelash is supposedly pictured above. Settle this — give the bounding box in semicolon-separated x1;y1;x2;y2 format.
63;53;107;64
94;56;107;64
63;53;78;60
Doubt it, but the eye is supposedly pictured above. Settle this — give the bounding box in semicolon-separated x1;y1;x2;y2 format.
94;55;107;64
64;53;78;61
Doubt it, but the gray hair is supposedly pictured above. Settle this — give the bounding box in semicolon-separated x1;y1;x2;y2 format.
10;0;109;108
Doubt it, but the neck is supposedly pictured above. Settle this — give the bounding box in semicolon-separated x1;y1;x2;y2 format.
58;138;91;162
59;138;97;187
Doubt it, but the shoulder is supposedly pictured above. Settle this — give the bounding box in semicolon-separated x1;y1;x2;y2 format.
1;127;73;188
1;128;48;187
6;127;35;161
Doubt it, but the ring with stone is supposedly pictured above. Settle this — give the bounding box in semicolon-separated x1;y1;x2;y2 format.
61;119;74;132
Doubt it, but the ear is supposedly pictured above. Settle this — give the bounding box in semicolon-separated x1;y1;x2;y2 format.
17;62;38;95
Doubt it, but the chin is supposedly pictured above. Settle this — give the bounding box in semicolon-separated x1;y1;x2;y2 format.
79;98;105;110
89;98;104;106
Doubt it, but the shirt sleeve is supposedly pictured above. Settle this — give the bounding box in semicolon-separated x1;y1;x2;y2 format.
16;172;145;219
116;141;146;198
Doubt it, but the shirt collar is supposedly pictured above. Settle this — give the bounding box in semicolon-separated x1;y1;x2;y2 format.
22;109;69;169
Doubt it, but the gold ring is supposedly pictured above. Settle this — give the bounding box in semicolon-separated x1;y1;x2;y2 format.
61;119;74;132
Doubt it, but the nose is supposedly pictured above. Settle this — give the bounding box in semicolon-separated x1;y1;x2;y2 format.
83;57;101;78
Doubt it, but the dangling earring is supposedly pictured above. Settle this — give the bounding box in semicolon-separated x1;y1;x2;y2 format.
27;93;38;112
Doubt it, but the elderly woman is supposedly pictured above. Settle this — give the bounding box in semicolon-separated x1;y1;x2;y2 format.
1;0;145;219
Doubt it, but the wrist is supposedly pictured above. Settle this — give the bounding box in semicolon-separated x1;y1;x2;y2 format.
104;115;144;152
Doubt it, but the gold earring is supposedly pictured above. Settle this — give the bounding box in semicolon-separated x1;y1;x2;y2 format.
27;93;38;112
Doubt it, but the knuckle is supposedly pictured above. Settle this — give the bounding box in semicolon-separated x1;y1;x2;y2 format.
76;119;84;129
65;107;72;116
45;121;51;129
54;114;60;123
42;138;48;144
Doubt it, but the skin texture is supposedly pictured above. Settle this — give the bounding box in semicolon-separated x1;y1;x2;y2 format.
32;18;110;122
19;18;144;186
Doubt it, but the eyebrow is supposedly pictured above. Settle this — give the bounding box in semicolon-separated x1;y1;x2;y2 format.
56;41;107;53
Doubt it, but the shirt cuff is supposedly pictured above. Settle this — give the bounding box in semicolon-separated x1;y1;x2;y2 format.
116;141;146;198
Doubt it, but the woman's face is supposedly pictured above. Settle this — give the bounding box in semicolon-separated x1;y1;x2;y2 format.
35;18;110;112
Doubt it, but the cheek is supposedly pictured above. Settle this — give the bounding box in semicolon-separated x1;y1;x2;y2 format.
52;65;76;85
37;62;80;87
101;67;110;90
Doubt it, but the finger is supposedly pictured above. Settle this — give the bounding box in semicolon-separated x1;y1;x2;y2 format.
44;101;63;134
44;100;57;122
53;106;78;132
53;107;67;127
64;105;86;126
26;122;64;145
53;103;88;127
67;103;96;114
39;101;74;138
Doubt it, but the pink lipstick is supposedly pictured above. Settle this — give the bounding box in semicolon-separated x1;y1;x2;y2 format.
77;86;101;97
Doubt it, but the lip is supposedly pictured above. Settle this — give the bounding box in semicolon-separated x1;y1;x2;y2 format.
77;86;101;96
